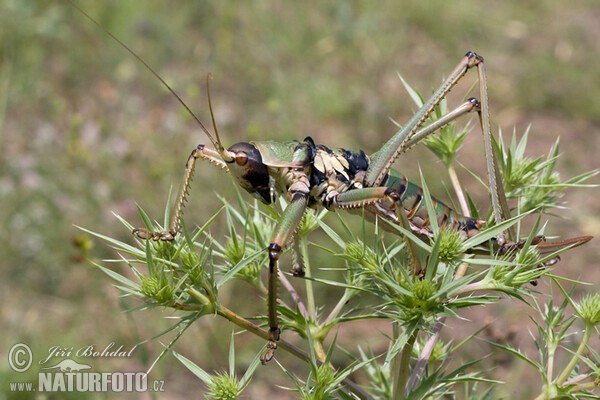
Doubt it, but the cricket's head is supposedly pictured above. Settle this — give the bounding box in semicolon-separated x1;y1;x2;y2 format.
223;142;272;204
198;78;272;206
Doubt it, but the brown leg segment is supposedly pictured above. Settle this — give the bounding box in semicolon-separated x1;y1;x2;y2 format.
133;145;228;241
260;192;309;364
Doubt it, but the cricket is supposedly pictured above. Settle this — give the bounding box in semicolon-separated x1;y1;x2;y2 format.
72;3;593;366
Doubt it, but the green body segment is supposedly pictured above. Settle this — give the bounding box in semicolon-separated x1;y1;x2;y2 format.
251;140;312;167
334;187;391;207
270;194;309;249
385;169;469;231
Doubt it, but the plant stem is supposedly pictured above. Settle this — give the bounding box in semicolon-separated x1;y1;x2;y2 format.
218;303;307;359
455;262;468;280
563;373;586;386
187;287;374;400
454;280;491;296
556;326;592;385
406;318;444;392
569;380;599;392
391;323;402;399
187;287;215;313
394;329;417;400
547;343;556;385
279;270;309;320
298;236;328;361
299;236;317;321
188;286;308;357
314;340;328;364
324;289;350;325
406;262;468;391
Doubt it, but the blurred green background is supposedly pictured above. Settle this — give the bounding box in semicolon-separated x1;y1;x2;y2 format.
2;0;599;398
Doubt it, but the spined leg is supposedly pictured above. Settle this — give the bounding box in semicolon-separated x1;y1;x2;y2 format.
331;186;425;271
261;192;309;364
290;237;306;277
499;235;593;257
474;59;512;244
133;145;228;241
365;52;483;188
365;51;512;246
403;97;481;153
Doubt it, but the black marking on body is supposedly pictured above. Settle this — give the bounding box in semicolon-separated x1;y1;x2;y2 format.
440;208;449;228
297;137;317;162
465;218;479;231
307;143;370;205
342;149;369;174
309;160;327;187
411;193;423;211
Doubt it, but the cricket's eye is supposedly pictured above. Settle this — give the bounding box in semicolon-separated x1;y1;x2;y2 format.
235;152;248;166
227;141;271;204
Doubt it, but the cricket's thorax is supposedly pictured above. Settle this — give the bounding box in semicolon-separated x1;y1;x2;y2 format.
307;144;369;207
248;137;370;207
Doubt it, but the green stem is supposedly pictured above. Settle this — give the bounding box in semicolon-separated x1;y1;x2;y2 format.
300;236;328;361
406;262;468;391
547;343;556;385
218;303;308;360
406;318;444;392
187;287;373;400
391;324;401;399
313;340;328;364
300;236;317;321
324;289;351;325
556;326;592;385
187;287;215;313
394;329;418;400
453;279;492;296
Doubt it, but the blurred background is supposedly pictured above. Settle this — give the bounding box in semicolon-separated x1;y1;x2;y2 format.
1;0;599;398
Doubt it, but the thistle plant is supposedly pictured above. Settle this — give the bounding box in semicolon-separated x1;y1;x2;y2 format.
80;78;599;399
172;332;261;400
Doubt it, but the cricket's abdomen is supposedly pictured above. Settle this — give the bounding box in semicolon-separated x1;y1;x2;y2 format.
383;170;484;238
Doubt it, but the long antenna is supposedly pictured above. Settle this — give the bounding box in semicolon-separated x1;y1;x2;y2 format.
68;0;221;151
206;74;224;152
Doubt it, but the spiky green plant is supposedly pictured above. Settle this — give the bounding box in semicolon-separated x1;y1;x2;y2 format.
80;77;599;399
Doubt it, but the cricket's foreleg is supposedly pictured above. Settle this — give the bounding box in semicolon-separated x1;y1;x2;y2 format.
133;145;228;241
261;192;309;364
